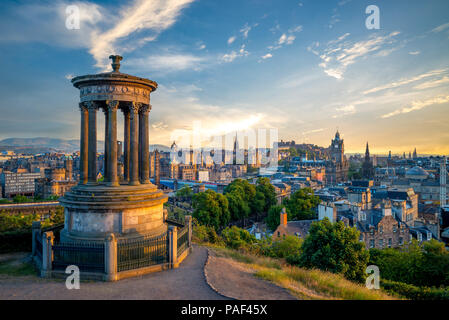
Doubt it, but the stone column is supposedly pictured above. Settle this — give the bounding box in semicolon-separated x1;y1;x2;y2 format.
86;101;98;184
140;105;151;184
106;100;119;186
129;102;141;185
79;103;89;184
168;226;178;268
31;221;41;256
104;233;117;281
103;106;109;183
123;109;130;182
41;231;54;278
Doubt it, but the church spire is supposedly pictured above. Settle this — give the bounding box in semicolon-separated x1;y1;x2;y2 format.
365;142;370;161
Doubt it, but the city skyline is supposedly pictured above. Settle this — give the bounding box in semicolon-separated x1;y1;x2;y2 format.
0;0;448;154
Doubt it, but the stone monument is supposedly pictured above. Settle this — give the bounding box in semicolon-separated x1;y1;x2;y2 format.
60;55;168;243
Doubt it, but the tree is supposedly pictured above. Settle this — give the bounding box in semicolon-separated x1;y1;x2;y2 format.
283;188;320;220
224;179;256;226
12;195;31;203
192;189;230;231
256;177;276;213
297;218;369;283
176;186;193;199
266;205;284;231
288;147;298;157
221;226;256;250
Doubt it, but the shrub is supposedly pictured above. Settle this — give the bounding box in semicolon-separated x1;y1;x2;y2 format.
269;235;303;259
221;226;256;250
381;279;449;300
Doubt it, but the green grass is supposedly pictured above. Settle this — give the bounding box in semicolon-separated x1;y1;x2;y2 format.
0;257;37;276
208;246;397;300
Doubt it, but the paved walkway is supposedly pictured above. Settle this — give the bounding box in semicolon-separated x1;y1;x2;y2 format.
0;246;227;300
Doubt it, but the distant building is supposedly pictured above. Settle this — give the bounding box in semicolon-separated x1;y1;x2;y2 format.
273;208;315;240
0;171;43;198
325;131;349;185
361;142;374;180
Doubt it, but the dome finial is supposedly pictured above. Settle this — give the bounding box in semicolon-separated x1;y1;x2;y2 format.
109;55;123;72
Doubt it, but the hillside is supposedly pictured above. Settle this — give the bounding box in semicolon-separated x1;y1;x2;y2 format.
0;137;169;153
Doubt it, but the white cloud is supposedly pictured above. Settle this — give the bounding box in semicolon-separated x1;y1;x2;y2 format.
89;0;196;70
409;51;420;55
65;74;75;80
261;53;273;60
221;45;248;63
413;76;449;90
432;22;449;33
240;24;251;38
381;95;449;119
364;69;448;94
198;44;206;50
312;32;400;79
227;36;236;45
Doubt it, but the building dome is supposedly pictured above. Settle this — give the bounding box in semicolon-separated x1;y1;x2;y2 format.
405;166;429;179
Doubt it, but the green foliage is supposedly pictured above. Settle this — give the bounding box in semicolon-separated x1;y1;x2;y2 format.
296;218;369;283
221;226;256;250
282;188;320;220
192;189;230;230
265;205;283;231
0;207;64;233
192;222;222;245
176;186;193;199
348;162;362;180
269;235;303;259
288;147;298;157
369;239;449;287
256;177;277;213
13;195;31;203
381;279;449;300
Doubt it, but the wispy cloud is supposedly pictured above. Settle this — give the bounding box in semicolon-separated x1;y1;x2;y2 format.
432;22;449;33
364;68;448;94
89;0;195;70
227;36;236;45
221;45;249;63
413;76;449;90
261;53;273;60
310;32;400;79
409;51;420;55
381;95;449;119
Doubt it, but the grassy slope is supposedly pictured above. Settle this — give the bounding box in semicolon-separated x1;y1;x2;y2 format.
210;246;397;300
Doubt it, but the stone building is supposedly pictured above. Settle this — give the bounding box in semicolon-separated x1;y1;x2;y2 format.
0;171;43;198
325;131;349;185
361;142;374;180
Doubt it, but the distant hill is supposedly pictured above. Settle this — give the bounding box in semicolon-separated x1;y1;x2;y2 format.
0;137;169;154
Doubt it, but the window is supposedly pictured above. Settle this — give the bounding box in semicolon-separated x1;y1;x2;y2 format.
399;237;403;245
427;232;432;241
370;240;375;248
388;238;392;248
393;225;397;233
379;239;384;248
379;226;383;234
277;231;280;237
417;233;422;242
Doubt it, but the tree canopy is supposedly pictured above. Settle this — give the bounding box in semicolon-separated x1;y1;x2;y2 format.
296;218;369;283
192;189;230;230
282;188;320;220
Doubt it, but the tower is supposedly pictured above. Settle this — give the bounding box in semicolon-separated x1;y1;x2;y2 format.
361;142;374;180
413;148;417;159
441;157;447;207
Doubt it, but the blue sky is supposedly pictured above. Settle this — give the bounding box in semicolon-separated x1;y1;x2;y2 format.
0;0;448;154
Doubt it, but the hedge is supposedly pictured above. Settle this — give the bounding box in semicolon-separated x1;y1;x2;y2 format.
0;231;32;253
381;279;449;300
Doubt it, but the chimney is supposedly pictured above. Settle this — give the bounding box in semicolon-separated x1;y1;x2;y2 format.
280;207;288;226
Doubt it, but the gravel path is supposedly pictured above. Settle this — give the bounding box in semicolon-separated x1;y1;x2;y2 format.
0;246;227;300
204;249;297;300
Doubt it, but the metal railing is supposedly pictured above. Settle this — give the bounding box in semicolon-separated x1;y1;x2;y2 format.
177;225;189;258
117;232;168;272
52;241;105;273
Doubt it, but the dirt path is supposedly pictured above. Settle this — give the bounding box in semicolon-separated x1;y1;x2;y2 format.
204;249;297;300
